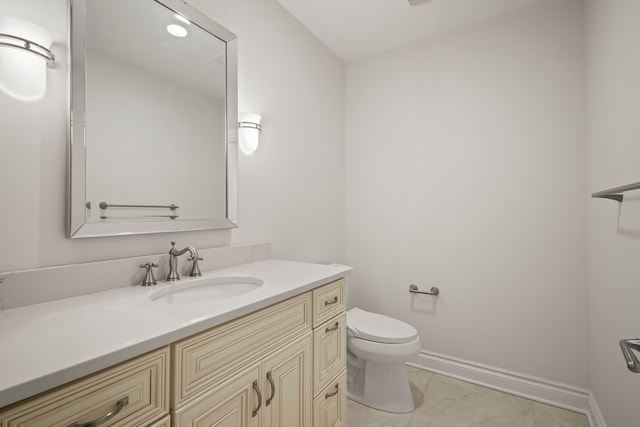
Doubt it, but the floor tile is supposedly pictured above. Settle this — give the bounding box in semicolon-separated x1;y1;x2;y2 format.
407;365;433;407
408;374;534;427
532;401;590;427
347;367;590;427
347;399;412;427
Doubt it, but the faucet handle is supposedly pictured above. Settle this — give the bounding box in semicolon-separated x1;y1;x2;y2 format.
188;256;203;277
140;262;158;286
140;262;159;268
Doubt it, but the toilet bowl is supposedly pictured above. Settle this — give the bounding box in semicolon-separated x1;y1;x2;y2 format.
346;307;421;413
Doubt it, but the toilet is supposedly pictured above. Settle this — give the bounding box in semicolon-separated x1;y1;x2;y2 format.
346;307;421;413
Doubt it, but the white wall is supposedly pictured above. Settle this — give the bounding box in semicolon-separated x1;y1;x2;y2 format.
345;0;588;388
196;0;347;265
586;0;640;425
0;0;345;272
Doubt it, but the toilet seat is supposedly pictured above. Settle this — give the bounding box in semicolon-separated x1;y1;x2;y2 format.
347;308;418;344
348;335;421;363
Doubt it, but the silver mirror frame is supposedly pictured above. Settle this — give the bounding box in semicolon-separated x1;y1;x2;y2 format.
67;0;238;238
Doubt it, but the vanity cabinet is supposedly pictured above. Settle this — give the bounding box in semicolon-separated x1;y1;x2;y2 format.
171;292;313;426
171;292;312;407
174;334;312;426
172;278;346;427
0;277;347;427
0;347;169;427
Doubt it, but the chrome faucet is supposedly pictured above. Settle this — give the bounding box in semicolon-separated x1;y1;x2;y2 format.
167;241;202;281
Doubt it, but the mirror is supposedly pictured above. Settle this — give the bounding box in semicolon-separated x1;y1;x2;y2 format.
68;0;238;238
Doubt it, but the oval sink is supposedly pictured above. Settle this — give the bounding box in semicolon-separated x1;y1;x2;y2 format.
149;276;263;303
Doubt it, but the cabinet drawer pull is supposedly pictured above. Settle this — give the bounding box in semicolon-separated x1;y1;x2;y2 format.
325;383;339;399
252;380;262;417
324;296;339;306
67;396;129;427
325;322;339;333
266;371;276;406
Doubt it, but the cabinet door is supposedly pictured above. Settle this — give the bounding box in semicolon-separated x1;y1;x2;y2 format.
262;333;312;427
314;313;347;395
313;371;346;427
173;363;262;427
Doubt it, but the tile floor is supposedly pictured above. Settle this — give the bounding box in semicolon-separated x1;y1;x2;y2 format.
346;367;590;427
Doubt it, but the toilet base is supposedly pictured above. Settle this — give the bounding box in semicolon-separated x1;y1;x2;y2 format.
346;360;415;413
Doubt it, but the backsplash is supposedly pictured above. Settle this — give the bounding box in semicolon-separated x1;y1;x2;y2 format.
0;243;270;310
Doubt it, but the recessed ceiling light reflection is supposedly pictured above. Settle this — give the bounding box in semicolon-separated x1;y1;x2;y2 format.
174;14;191;25
166;24;188;37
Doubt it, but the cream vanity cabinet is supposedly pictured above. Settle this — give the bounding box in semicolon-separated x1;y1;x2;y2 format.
171;291;314;426
0;278;347;427
172;278;347;427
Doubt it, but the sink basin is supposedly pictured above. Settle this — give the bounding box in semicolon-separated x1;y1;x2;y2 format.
149;276;263;303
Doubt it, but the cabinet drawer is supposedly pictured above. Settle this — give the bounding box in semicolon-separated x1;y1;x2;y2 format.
173;292;312;407
313;313;346;395
312;279;345;328
313;371;346;427
0;347;169;427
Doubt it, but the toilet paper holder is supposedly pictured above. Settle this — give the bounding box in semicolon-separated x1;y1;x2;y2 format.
409;284;440;296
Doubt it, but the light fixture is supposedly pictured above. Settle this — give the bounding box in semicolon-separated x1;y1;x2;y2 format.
238;113;262;155
0;16;55;101
166;14;191;38
166;24;188;38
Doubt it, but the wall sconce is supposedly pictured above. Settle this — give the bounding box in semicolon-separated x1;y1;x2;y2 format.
0;16;55;101
238;113;262;155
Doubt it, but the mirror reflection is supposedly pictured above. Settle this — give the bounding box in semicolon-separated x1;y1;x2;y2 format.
68;0;238;238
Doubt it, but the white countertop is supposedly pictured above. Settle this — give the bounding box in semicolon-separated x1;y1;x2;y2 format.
0;259;351;407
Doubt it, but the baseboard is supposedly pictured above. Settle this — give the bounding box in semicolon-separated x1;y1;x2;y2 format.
409;350;607;427
587;391;608;427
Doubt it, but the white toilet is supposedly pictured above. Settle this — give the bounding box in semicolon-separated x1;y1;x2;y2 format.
346;307;421;413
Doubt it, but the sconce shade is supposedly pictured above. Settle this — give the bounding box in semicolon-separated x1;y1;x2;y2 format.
0;16;54;101
238;113;262;155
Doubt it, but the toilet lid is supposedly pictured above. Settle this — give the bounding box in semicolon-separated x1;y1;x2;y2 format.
347;307;418;344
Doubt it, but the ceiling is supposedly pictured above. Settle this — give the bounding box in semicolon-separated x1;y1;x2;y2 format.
277;0;551;62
